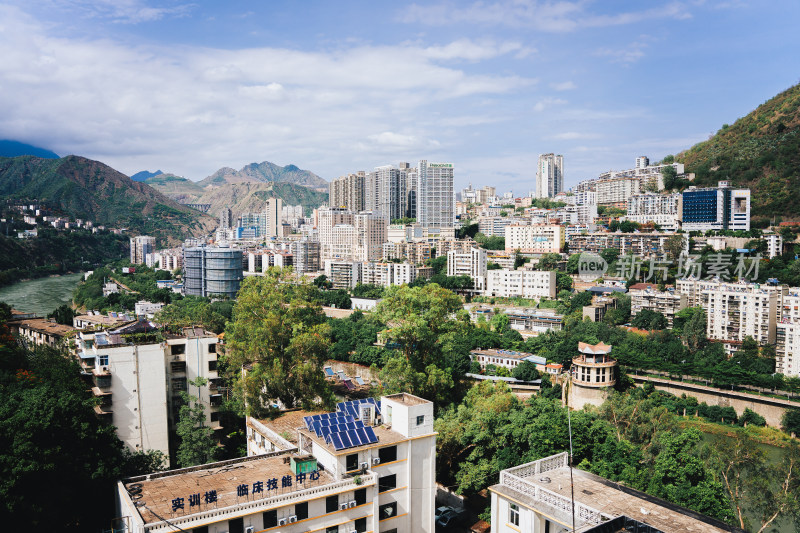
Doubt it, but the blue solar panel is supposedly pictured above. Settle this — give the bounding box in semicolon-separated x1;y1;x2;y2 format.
362;426;378;443
330;433;345;450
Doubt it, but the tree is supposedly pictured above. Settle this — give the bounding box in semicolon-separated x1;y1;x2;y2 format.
536;253;560;271
512;360;540;381
155;296;228;333
663;234;684;261
224;270;334;417
682;307;708;352
313;274;332;289
600;248;619;265
47;304;76;326
661;165;679;190
175;377;216;467
750;442;800;532
556;272;573;293
782;408;800;435
631;309;667;330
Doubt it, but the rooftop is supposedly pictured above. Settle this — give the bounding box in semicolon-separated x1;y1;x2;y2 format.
124;453;334;525
470;348;534;360
384;392;428;406
253;409;327;446
11;318;74;337
492;453;739;533
578;342;612;355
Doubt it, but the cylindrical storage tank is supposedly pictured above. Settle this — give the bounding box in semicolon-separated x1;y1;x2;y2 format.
183;247;205;296
203;248;244;298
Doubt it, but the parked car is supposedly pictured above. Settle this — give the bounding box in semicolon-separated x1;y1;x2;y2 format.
436;506;464;529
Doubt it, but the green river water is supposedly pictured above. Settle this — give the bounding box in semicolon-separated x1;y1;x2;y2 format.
0;272;84;316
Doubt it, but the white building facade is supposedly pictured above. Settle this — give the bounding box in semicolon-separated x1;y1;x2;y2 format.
485;269;557;299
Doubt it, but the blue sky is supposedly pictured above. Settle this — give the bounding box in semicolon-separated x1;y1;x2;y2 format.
1;1;799;193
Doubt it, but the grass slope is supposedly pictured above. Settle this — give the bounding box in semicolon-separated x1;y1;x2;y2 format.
677;83;800;224
0;155;215;244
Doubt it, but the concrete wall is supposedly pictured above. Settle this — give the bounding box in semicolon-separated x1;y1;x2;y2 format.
632;375;793;428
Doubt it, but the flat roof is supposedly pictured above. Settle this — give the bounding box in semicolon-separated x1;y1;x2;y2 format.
384;392;428;406
125;454;334;525
470;348;533;360
491;467;736;533
253;409;327;445
299;424;406;456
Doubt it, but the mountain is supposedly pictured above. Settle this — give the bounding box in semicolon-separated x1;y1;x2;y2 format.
144;173;205;203
0;155;216;245
146;179;328;217
130;169;163;182
0;140;59;159
198;161;328;191
677;83;800;224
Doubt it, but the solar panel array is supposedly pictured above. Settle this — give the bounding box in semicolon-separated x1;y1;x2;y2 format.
302;398;382;451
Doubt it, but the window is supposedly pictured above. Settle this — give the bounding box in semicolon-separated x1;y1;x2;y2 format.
354;487;367;506
346;453;359;471
210;411;220;422
378;445;397;464
378;474;396;493
355;517;367;533
295;501;308;520
208;343;216;353
228;517;243;533
416;415;425;426
97;355;108;366
193;527;208;533
171;343;186;355
509;503;519;526
208;360;218;371
326;495;339;513
379;502;398;520
326;527;339;533
263;510;277;528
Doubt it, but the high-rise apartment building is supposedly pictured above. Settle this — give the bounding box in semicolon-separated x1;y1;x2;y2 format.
330;172;366;212
263;198;283;238
626;192;682;230
535;153;564;199
447;248;488;290
318;207;387;262
76;322;221;464
219;208;233;230
289;239;321;274
365;165;407;221
130;235;156;264
416;160;454;228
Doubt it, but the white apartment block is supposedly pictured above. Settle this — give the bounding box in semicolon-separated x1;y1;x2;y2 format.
557;204;598;225
382;241;433;265
319;208;388;262
535;153;563;199
595;176;648;207
324;260;362;290
416;160;454;228
470;348;545;372
264;198;283;238
777;291;800;376
145;249;183;271
702;282;778;351
76;324;221;464
447;248;487;291
247;251;293;273
290;239;321;274
490;453;733;533
628;283;684;327
626;192;682;230
504;224;564;254
479;216;517;237
766;233;783;259
485;269;556;299
361;261;417;287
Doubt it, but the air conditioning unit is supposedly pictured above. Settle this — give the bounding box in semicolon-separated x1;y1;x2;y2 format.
288;515;298;523
372;457;380;465
348;500;356;508
278;518;287;526
360;461;368;470
340;502;349;511
101;366;109;372
245;527;254;533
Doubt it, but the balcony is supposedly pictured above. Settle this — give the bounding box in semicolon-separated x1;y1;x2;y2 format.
92;386;113;406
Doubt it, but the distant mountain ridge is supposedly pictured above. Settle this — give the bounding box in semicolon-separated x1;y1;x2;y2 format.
0;140;59;159
677;82;800;224
130;169;163;182
0;155;215;244
198;161;328;191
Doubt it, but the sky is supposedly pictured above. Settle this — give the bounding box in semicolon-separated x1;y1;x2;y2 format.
1;1;800;193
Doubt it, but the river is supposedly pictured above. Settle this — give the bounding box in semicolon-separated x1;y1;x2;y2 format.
0;273;84;316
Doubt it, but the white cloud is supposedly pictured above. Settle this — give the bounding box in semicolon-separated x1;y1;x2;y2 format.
36;0;194;23
593;42;648;64
552;132;600;140
399;1;693;32
550;81;576;91
0;6;535;179
533;97;567;112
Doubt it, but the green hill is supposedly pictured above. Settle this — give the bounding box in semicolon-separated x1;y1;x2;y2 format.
677;83;800;225
0;155;215;244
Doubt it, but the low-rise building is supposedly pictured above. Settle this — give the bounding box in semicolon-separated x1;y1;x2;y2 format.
470;349;546;372
447;248;487;291
582;296;617;322
485;269;556;299
9;318;74;348
490;452;737;533
504;224;564;254
628;283;685;327
569;342;617;410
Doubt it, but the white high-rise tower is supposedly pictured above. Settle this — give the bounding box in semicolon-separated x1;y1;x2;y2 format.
535;153;564;198
416;160;454;228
